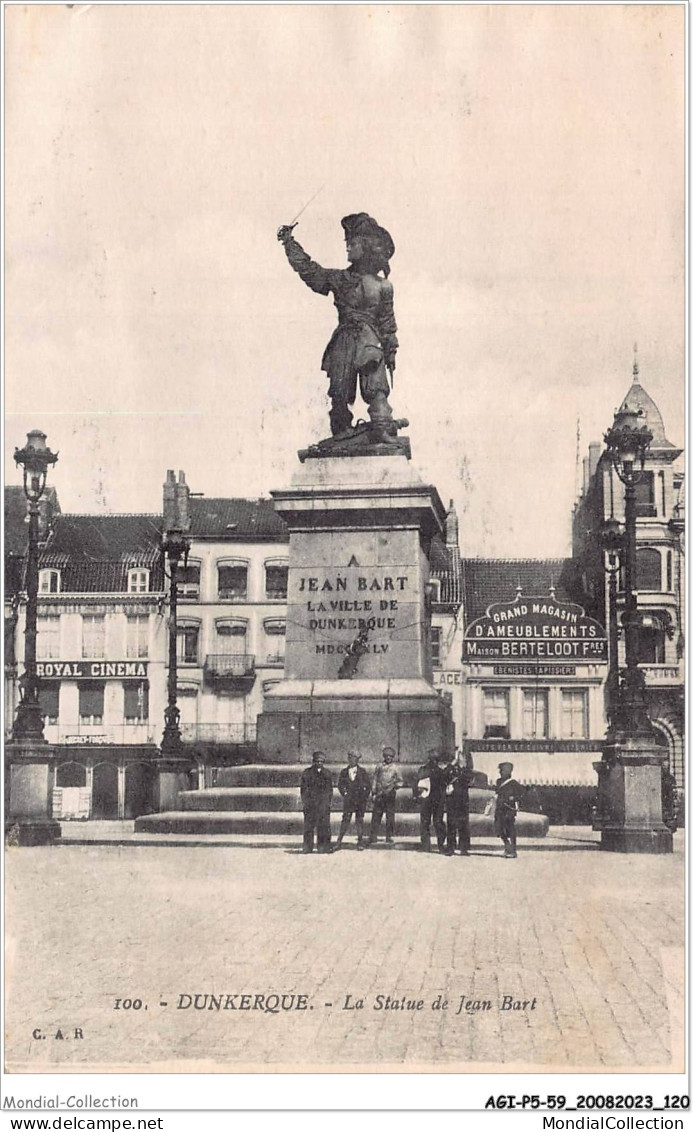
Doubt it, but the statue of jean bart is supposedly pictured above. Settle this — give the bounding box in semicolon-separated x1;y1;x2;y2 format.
277;213;406;447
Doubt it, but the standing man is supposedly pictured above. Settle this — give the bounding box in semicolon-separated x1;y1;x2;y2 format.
369;747;404;845
494;761;522;858
336;752;372;850
300;751;334;854
414;748;450;852
444;748;475;856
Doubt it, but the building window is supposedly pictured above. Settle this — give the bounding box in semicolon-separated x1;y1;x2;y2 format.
79;682;104;726
215;620;247;655
124;681;149;723
126;614;149;659
666;550;673;592
37;615;60;660
39;568;61;594
633;472;655;518
636;548;661;591
561;689;588;739
39;681;59;724
127;568;149;593
82;614;105;659
522;688;548;739
636;614;666;665
177;623;200;665
178;561;201;600
483;688;510;739
218;562;248;601
430;626;442;667
265;562;288;600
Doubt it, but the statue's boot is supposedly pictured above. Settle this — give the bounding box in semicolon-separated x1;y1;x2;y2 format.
368;391;398;444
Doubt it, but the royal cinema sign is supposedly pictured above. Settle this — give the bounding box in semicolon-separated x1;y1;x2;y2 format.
463;595;607;663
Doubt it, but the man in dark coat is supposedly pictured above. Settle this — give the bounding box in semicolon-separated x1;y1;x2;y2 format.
414;748;450;852
494;761;522;858
336;751;372;850
300;751;334;854
444;749;475;856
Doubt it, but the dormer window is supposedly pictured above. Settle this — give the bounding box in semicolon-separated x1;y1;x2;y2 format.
127;568;150;594
39;568;61;594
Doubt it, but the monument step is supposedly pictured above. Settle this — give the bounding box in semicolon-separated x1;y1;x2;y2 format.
135;810;549;838
180;785;496;814
210;763;493;790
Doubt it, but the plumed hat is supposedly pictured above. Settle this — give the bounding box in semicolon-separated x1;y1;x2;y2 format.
341;213;395;260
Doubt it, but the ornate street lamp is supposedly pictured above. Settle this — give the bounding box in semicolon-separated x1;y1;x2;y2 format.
603;401;654;742
160;528;191;753
600;516;623;733
594;389;671;853
12;430;58;742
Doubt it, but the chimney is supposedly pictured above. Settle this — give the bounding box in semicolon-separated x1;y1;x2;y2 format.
445;499;459;548
174;470;191;532
162;470;177;534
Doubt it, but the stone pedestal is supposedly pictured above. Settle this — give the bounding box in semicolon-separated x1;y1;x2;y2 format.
153;757;191;812
257;454;453;764
5;743;61;845
594;737;673;853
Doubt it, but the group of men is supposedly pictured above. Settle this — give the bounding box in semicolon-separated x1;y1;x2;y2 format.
299;747;522;858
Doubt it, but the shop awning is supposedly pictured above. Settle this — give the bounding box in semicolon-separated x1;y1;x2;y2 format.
471;750;600;787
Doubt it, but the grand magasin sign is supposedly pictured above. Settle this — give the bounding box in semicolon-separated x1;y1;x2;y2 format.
463;596;607;663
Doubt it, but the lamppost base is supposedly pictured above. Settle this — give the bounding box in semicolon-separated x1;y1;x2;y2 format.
594;739;674;855
5;818;61;847
11;701;47;744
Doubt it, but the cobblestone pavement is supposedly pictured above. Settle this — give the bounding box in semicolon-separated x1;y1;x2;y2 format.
4;831;684;1072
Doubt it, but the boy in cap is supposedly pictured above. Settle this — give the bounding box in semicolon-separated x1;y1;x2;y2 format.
277;213;398;441
444;748;475;855
336;752;372;850
300;751;334;854
369;747;404;845
414;748;450;852
494;761;522;858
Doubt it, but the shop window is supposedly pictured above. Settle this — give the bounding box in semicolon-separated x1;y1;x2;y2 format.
127;568;149;594
636;548;661;592
483;688;510;739
126;614;149;659
561;689;588;739
430;626;442;668
82;614;105;659
178;561;201;600
39;681;59;724
177;623;200;665
39;568;61;594
79;682;104;726
218;562;248;601
124;681;149;723
265;562;288;600
633;472;656;518
636;615;666;665
56;762;86;788
37;615;60;660
522;688;548;739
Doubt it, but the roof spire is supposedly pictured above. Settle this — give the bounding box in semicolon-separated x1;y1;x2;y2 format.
632;341;640;384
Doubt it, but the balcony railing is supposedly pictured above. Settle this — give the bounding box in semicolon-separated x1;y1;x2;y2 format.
203;653;256;691
640;663;683;686
263;653;285;667
179;723;257;745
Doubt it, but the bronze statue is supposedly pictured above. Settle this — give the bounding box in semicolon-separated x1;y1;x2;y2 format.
277;214;401;444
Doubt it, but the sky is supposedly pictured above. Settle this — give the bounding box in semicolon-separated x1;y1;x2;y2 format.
5;4;685;556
